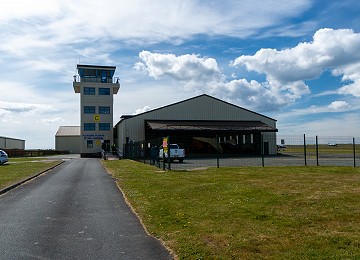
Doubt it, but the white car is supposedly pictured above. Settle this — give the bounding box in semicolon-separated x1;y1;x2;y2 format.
159;144;185;163
0;150;9;165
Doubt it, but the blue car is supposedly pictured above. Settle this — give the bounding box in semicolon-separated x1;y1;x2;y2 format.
0;150;8;165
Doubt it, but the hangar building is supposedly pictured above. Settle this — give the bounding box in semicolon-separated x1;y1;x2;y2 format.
0;136;25;150
115;94;278;156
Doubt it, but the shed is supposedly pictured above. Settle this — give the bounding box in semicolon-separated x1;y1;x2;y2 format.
55;126;81;153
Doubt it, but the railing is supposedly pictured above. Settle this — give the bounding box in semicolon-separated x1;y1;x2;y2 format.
101;149;108;160
73;75;120;84
114;148;123;159
102;148;122;160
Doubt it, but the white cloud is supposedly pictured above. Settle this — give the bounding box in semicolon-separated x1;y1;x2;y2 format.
133;29;360;113
0;0;313;58
133;106;152;115
222;79;310;111
134;51;225;91
333;63;360;97
0;1;60;22
232;28;360;99
328;101;349;110
0;101;52;114
134;51;311;111
40;117;65;125
276;101;357;120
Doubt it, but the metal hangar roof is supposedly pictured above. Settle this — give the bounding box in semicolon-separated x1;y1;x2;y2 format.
146;120;277;132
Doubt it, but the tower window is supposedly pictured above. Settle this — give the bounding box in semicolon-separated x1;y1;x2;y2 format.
99;106;110;114
84;123;96;131
84;87;95;95
99;88;110;95
84;106;96;114
99;123;110;131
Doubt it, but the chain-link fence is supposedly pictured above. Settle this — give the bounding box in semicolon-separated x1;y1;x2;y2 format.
122;135;359;170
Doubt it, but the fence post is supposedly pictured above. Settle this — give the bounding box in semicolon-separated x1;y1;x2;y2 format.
163;147;166;170
143;141;146;164
261;134;264;167
168;136;171;170
353;137;356;167
303;134;307;166
316;135;319;166
216;135;219;168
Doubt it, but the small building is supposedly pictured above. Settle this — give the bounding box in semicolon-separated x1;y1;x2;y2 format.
115;94;278;156
55;126;81;153
0;136;25;150
73;64;120;157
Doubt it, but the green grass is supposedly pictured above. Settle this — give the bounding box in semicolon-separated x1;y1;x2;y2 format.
281;144;359;155
0;160;61;190
7;157;47;162
103;160;360;259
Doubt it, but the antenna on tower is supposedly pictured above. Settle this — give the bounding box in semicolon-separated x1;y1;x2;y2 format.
74;58;79;82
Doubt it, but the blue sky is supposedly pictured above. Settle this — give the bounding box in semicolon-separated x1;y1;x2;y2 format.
1;0;360;148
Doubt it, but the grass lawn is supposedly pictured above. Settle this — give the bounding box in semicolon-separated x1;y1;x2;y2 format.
281;144;359;156
103;159;360;259
0;159;62;190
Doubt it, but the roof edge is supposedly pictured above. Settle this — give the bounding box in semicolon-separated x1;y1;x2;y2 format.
117;94;277;123
0;136;25;142
77;64;116;70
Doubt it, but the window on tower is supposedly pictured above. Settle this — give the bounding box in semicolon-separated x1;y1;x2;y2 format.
99;88;110;95
99;123;110;131
84;87;95;95
84;123;96;131
84;106;96;114
99;106;110;114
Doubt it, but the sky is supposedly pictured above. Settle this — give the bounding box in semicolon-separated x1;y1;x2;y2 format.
1;0;360;149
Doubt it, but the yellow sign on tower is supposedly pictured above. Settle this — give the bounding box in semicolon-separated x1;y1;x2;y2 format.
94;114;100;121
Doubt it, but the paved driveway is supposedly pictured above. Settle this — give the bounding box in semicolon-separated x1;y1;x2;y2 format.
0;158;172;259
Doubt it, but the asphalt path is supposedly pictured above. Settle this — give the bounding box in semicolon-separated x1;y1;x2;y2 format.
0;158;172;260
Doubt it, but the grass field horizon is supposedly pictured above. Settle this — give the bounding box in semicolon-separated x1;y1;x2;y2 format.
104;160;360;259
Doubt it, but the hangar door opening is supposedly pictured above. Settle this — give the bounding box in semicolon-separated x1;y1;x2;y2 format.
145;120;277;156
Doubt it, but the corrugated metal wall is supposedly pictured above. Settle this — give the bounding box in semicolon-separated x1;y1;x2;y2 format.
55;136;80;153
0;137;25;149
116;95;277;153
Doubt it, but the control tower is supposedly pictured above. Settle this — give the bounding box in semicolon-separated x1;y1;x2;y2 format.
73;64;120;157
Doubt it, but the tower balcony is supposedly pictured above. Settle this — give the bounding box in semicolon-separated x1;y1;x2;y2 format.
73;75;120;84
73;76;120;94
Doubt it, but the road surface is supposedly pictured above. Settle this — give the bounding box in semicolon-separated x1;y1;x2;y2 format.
0;158;172;259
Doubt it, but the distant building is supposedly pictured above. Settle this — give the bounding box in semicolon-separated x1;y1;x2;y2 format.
55;126;80;153
0;136;25;150
72;65;119;157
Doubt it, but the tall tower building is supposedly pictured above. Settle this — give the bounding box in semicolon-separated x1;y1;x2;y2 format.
73;64;120;157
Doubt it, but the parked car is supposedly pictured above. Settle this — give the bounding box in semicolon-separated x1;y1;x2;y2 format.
0;150;9;165
159;144;185;163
